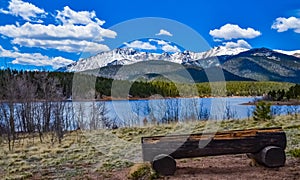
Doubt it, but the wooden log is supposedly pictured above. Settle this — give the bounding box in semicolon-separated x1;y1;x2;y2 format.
248;146;286;168
152;154;176;176
142;127;286;162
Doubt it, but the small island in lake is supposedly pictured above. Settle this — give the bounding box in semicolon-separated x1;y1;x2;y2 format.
242;84;300;106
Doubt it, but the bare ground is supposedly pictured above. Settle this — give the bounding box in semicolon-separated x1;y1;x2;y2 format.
102;155;300;180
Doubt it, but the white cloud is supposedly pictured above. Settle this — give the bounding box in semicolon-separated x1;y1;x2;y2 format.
271;17;300;33
209;24;261;40
0;22;116;42
156;29;173;36
149;39;181;53
12;38;110;53
213;38;222;42
222;40;252;49
56;6;104;25
0;0;46;22
0;6;117;54
0;45;74;68
149;39;168;45
124;40;157;50
12;46;19;51
162;44;181;53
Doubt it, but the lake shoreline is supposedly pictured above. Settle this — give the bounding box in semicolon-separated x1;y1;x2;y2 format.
78;95;259;102
241;99;300;106
0;95;257;103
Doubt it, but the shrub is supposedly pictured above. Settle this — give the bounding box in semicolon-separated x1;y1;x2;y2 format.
128;163;159;180
253;101;272;121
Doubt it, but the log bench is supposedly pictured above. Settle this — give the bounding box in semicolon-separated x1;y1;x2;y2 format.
141;127;287;176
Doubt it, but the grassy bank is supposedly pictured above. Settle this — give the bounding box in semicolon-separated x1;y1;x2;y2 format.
0;115;299;179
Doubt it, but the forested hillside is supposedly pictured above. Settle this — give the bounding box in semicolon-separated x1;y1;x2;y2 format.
0;69;294;101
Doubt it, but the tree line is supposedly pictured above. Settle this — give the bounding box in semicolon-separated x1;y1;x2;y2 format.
266;84;300;101
0;69;293;101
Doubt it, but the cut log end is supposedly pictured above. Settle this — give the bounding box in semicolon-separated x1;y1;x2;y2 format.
249;146;286;168
152;154;176;176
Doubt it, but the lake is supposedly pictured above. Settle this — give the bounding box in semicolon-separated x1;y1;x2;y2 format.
72;96;300;127
5;97;300;131
106;97;256;125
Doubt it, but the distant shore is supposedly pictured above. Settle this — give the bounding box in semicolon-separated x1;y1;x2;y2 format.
241;99;300;106
84;95;257;102
0;95;258;103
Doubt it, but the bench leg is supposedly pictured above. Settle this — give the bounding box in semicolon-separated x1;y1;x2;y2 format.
248;146;286;168
152;154;176;176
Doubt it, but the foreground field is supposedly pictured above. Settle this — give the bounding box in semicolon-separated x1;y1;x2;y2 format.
0;115;300;179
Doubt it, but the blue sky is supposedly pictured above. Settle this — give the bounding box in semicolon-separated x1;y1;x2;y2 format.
0;0;300;70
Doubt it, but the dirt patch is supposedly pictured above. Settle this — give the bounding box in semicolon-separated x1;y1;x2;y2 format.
173;155;299;180
108;155;300;180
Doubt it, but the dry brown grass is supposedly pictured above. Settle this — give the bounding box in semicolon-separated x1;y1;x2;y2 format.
0;115;299;179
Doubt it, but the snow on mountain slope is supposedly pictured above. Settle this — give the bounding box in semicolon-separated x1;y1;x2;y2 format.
196;46;249;59
61;46;249;72
275;50;300;58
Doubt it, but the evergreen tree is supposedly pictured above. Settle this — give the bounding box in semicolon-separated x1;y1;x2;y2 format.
253;101;272;121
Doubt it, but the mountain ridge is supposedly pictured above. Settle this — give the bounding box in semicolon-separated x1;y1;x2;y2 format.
57;47;300;83
57;46;250;72
221;48;300;83
58;46;300;72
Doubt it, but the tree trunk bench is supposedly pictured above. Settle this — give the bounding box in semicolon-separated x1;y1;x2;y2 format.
141;127;286;176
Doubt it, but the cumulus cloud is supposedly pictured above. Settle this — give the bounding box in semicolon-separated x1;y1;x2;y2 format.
156;29;173;36
149;39;181;53
0;0;46;22
12;38;110;53
149;39;166;45
161;44;181;52
209;24;261;40
56;6;105;25
0;5;117;54
124;40;157;50
0;22;116;41
271;17;300;33
222;40;252;49
0;45;74;68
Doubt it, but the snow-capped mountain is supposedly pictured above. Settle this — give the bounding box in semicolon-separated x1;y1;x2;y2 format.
59;46;249;72
57;47;300;84
58;46;300;72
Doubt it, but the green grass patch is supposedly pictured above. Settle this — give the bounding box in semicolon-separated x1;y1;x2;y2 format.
289;149;300;158
101;160;134;171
